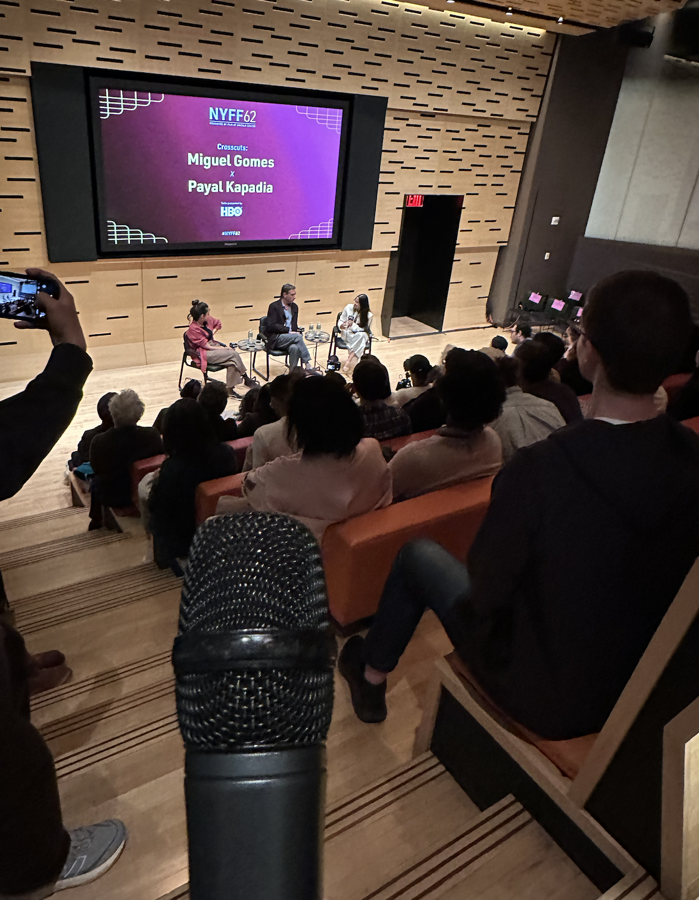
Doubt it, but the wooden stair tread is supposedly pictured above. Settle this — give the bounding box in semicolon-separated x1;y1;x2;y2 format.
16;564;180;636
0;529;130;570
0;506;88;553
0;506;86;532
4;532;156;600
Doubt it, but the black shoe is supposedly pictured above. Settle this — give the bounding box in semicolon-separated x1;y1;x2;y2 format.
243;375;259;388
228;389;242;400
338;635;387;723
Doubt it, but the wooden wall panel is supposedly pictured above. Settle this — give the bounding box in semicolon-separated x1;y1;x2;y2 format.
0;1;560;381
0;75;44;272
443;248;499;330
375;111;530;251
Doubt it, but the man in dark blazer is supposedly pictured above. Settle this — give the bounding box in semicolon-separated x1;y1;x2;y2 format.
264;283;313;370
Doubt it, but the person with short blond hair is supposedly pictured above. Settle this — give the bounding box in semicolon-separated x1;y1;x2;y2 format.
89;389;163;529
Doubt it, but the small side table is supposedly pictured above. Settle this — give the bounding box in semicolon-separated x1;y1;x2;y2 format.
237;338;266;376
306;330;330;370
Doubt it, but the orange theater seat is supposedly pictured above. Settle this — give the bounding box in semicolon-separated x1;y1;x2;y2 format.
662;372;691;405
227;436;253;470
683;416;699;436
130;454;167;505
322;476;494;628
195;472;246;524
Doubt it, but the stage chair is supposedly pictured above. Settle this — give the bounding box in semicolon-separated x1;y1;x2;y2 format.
415;557;699;899
178;334;226;390
322;476;493;630
253;316;290;382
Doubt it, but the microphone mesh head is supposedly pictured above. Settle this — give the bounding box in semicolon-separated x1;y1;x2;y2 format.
174;512;334;751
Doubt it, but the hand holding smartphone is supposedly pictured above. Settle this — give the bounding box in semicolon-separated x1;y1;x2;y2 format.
0;271;59;326
0;268;86;351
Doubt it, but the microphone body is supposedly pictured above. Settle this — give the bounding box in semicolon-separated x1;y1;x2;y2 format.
173;512;336;900
185;747;325;899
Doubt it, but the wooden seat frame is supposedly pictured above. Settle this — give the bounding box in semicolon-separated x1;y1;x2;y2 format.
416;557;699;899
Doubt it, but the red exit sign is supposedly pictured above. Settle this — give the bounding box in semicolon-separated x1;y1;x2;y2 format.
405;194;424;208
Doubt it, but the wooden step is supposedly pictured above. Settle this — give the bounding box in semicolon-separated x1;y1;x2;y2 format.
15;563;180;636
4;530;153;600
0;529;129;571
148;756;602;900
0;506;88;553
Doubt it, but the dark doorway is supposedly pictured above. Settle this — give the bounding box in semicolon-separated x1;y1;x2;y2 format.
381;194;463;336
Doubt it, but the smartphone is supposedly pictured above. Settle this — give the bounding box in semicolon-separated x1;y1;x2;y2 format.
0;272;59;326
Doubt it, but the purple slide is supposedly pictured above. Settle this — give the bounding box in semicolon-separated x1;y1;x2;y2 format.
96;89;344;247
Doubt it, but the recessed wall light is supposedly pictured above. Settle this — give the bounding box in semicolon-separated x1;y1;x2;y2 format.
557;16;563;22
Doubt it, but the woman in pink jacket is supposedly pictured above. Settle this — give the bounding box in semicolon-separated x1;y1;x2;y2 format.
186;301;256;398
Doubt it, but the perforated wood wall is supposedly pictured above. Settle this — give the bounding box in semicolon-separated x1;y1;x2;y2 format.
0;0;556;379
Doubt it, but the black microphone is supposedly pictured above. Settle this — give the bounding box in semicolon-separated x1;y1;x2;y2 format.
172;512;336;900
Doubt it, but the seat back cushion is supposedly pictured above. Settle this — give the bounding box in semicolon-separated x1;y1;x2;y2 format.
322;476;494;627
195;472;246;524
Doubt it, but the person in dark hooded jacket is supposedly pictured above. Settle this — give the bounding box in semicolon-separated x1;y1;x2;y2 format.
338;271;699;737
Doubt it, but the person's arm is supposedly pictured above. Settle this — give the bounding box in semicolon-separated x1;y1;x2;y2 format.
338;306;349;330
0;269;91;501
466;448;544;619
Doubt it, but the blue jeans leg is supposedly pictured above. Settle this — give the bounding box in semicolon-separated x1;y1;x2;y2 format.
363;539;472;673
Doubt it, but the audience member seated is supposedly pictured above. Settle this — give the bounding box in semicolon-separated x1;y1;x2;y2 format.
479;335;508;361
389;349;504;502
89;389;164;529
492;357;565;461
401;350;450;433
217;376;392;541
353;359;412;441
147;399;237;573
532;332;566;379
69;391;116;472
152;378;202;434
515;340;583;424
555;325;593;396
66;391;116;484
198;381;238;442
509;321;531;347
242;372;302;471
388;355;433;408
235;383;279;439
338;270;699;733
668;350;699;421
325;371;347;388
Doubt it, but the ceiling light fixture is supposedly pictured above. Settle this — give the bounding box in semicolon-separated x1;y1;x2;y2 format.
557;15;563;21
506;7;513;13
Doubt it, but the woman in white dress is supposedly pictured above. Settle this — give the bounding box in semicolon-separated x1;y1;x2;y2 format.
338;294;373;374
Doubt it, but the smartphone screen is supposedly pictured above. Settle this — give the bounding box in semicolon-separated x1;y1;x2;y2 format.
0;273;47;324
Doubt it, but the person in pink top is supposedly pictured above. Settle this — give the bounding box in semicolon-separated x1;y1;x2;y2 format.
218;375;392;541
186;301;256;398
